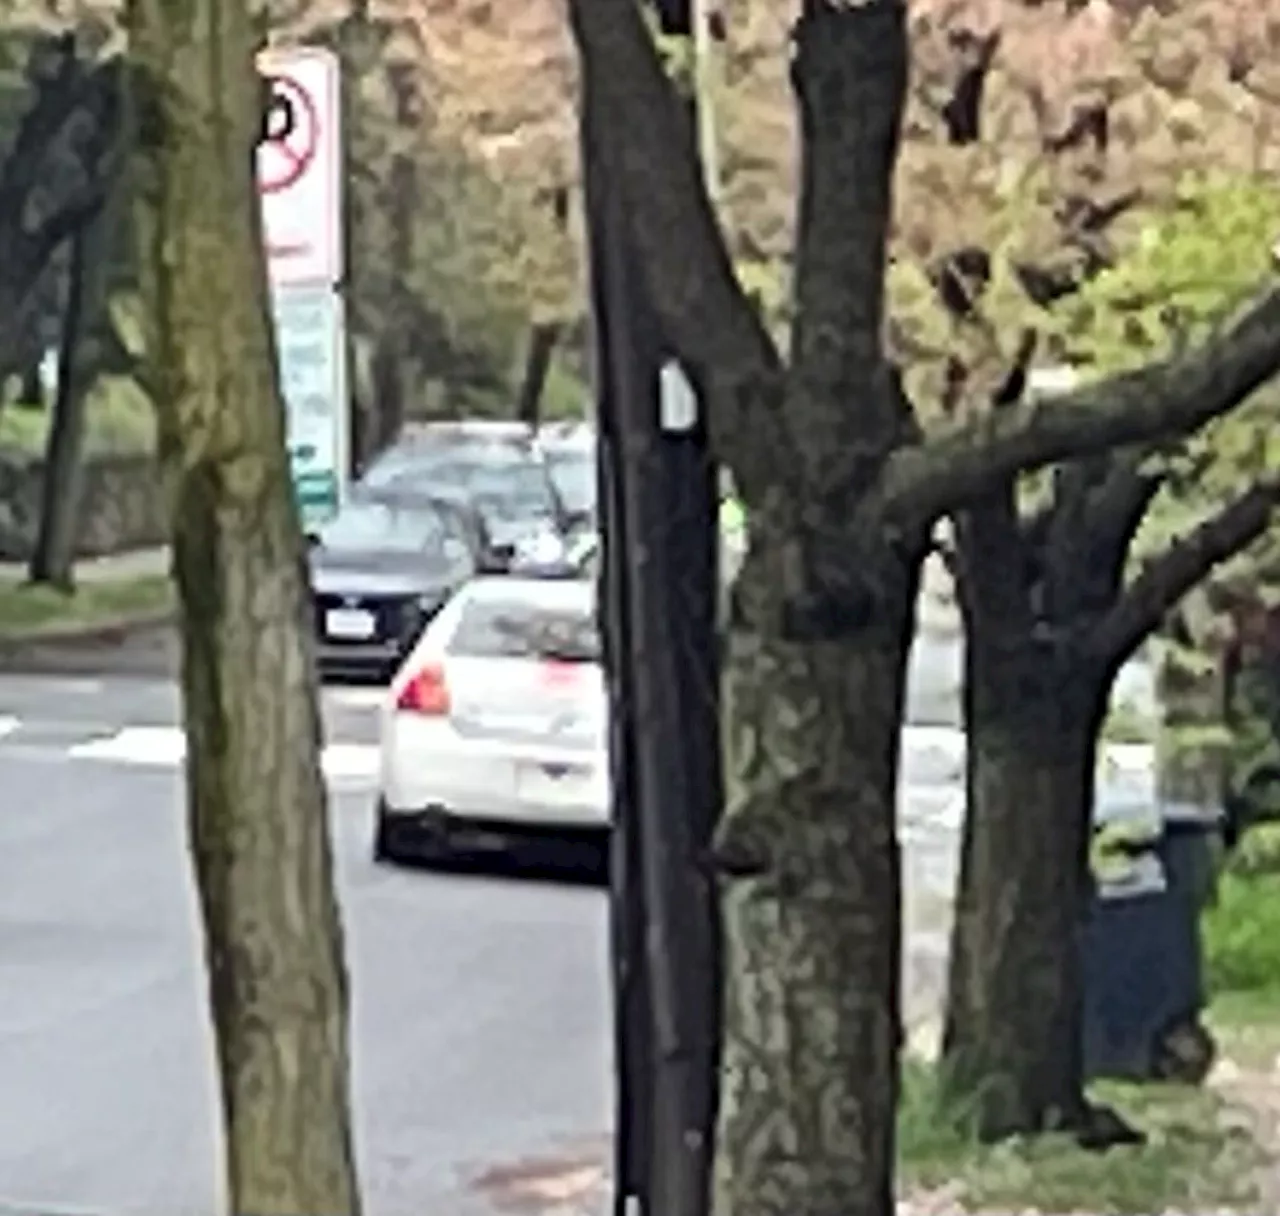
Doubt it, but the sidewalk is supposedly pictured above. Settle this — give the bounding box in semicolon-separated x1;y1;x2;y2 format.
0;546;173;649
0;545;170;584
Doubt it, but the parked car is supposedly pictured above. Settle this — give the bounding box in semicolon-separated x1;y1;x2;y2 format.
537;422;595;532
309;496;478;678
358;421;536;491
373;573;608;864
363;483;512;575
509;528;599;580
381;456;573;565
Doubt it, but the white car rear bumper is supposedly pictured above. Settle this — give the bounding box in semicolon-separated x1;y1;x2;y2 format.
380;716;610;829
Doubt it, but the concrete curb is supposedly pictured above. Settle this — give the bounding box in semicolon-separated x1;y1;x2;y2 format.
0;607;174;650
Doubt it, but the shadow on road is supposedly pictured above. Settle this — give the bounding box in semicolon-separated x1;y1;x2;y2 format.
383;838;610;890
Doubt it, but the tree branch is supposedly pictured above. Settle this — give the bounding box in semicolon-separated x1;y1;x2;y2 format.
1081;448;1164;567
1090;477;1280;669
568;0;784;489
787;0;909;490
872;284;1280;527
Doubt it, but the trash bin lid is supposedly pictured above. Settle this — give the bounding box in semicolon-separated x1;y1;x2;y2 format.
1093;784;1161;836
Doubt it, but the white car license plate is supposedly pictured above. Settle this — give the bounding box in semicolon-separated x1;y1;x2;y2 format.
325;608;376;640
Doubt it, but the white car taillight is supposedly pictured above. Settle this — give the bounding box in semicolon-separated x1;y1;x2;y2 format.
395;662;450;715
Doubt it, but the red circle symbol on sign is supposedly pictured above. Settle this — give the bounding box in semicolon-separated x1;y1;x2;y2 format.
258;74;319;194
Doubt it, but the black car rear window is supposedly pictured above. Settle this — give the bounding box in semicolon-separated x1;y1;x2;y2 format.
448;598;600;662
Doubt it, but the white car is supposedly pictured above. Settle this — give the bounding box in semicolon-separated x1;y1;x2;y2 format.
374;573;609;864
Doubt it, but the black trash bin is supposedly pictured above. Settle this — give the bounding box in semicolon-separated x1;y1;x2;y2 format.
1082;790;1220;1083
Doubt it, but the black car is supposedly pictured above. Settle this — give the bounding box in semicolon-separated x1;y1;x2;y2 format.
381;455;574;560
366;482;513;574
308;496;477;678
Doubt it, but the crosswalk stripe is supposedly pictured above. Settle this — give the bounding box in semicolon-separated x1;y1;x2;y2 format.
65;726;380;780
0;715;18;739
324;686;387;710
67;725;183;765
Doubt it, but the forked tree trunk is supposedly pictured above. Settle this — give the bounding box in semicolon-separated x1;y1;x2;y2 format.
713;548;915;1216
127;3;361;1212
941;633;1105;1139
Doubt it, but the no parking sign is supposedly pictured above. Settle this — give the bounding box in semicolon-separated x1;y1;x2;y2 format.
257;48;342;285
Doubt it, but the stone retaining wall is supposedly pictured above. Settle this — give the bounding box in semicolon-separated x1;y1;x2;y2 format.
0;448;166;561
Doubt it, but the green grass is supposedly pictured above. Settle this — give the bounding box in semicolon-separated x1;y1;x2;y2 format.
897;1062;1263;1213
1204;867;1280;996
0;573;173;639
1229;822;1280;877
0;376;155;456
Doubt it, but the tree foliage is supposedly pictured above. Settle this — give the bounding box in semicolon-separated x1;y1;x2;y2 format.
277;5;584;451
0;24;121;389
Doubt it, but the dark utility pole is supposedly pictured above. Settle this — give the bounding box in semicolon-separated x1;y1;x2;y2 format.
587;2;724;1215
585;90;653;1216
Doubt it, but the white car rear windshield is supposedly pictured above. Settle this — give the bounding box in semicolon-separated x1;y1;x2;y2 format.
448;598;600;662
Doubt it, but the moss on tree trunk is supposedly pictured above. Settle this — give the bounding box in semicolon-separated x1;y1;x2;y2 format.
941;636;1102;1140
712;542;915;1216
127;1;361;1211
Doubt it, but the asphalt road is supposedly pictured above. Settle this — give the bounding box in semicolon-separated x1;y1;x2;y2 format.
0;681;613;1216
0;635;1039;1216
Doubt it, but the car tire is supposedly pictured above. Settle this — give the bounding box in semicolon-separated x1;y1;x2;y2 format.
373;800;395;863
373;799;455;867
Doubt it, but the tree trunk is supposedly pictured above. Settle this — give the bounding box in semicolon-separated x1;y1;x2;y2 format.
712;545;915;1216
1225;603;1280;839
941;634;1103;1139
514;320;560;429
127;3;361;1213
364;335;408;463
29;201;111;589
19;357;44;409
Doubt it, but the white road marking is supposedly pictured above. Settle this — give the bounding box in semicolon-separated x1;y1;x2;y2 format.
320;742;381;781
67;726;184;766
66;726;380;782
0;715;19;739
324;686;387;710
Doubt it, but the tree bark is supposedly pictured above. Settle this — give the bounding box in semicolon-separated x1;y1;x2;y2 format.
18;358;45;409
29;199;112;589
712;540;916;1216
942;632;1104;1140
127;2;361;1212
514;320;560;429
